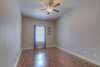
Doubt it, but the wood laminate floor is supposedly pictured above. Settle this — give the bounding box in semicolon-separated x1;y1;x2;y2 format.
17;48;99;67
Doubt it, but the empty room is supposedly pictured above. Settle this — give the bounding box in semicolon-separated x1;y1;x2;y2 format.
0;0;100;67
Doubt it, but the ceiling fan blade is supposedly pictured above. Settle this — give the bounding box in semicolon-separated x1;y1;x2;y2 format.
40;0;48;6
53;9;59;12
53;3;60;7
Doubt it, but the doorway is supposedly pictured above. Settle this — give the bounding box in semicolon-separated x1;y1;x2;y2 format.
34;25;46;49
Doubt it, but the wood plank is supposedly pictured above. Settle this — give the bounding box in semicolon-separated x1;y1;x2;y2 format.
17;48;99;67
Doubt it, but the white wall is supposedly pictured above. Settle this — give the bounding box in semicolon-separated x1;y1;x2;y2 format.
22;17;56;49
57;0;100;65
0;0;21;67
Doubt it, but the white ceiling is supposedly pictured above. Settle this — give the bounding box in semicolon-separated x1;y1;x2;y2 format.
19;0;79;20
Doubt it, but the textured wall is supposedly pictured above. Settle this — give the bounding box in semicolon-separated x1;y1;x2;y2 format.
0;0;21;67
22;17;56;49
57;0;100;65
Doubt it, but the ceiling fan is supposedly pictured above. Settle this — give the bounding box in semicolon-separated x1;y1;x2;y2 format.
40;0;61;15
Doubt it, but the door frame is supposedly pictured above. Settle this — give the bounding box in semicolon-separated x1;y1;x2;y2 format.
33;24;46;49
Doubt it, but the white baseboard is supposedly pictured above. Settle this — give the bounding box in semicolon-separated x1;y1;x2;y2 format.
22;47;33;50
15;50;22;67
57;47;100;66
46;45;56;47
22;45;56;50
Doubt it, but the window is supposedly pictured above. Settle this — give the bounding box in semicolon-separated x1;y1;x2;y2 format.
35;25;45;42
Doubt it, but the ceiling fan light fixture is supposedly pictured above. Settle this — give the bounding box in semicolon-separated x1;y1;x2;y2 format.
40;0;61;15
47;8;53;12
